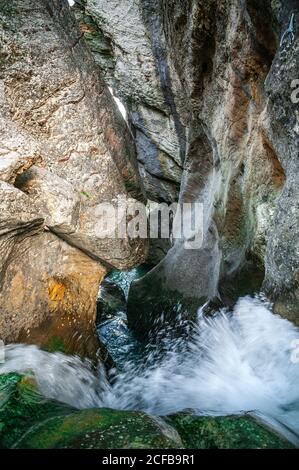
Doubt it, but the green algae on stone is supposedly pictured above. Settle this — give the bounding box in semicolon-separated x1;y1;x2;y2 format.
0;372;181;449
0;373;75;449
43;336;67;354
166;414;294;449
15;408;182;449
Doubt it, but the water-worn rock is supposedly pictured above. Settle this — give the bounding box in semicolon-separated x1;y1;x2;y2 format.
97;279;127;323
0;373;182;449
79;0;297;332
0;118;42;183
262;1;299;323
0;232;107;357
166;413;294;449
0;373;74;449
0;373;293;449
15;166;80;236
0;0;148;354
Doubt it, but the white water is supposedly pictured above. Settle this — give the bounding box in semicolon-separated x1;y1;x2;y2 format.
1;296;299;444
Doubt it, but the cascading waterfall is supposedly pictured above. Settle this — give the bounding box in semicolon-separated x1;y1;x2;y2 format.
1;296;299;445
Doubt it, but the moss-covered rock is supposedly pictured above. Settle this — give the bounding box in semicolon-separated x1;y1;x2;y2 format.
0;373;74;449
0;373;294;449
167;414;294;449
0;373;181;449
16;409;182;449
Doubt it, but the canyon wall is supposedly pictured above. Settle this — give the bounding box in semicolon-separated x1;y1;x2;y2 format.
0;0;297;344
77;0;299;333
0;0;148;355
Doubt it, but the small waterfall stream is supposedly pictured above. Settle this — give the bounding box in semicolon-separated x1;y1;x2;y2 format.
1;289;299;445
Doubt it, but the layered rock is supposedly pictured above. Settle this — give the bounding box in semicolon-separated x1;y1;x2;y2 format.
0;0;148;355
76;0;299;333
74;0;183;204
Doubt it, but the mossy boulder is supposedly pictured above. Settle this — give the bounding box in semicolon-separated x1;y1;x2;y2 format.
0;373;181;449
167;414;294;449
16;409;182;449
0;373;295;449
0;373;74;449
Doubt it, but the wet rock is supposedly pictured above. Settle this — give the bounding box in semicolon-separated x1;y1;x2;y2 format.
0;373;182;449
0;372;74;449
201;297;225;317
0;231;107;358
167;413;294;449
16;408;183;449
0;373;294;449
90;0;298;331
97;280;127;323
262;2;299;323
0;0;148;354
105;265;153;299
128;226;220;335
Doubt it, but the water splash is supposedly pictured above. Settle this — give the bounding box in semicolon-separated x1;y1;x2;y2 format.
1;296;299;444
0;345;108;409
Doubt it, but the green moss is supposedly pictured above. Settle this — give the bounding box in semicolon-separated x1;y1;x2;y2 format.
0;373;180;449
0;373;74;449
80;190;92;199
0;374;294;449
43;336;66;354
15;408;180;449
167;414;294;449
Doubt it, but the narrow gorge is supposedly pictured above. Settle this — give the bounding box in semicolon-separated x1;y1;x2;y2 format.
0;0;298;451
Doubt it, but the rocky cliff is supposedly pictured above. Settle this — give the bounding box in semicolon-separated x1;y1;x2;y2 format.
0;0;298;344
76;0;299;334
0;0;148;356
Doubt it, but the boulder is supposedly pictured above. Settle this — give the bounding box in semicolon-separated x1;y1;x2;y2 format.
0;373;293;449
0;373;182;449
15;166;80;236
166;413;294;449
97;279;127;324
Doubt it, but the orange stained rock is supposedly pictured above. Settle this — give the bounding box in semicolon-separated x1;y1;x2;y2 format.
48;280;66;302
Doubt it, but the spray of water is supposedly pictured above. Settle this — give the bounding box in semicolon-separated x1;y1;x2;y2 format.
1;296;299;444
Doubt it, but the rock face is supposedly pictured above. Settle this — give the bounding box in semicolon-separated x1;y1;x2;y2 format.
74;0;183;205
0;0;148;354
77;0;299;332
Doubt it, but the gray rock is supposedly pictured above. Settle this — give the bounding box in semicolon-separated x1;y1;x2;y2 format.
75;0;184;204
124;0;299;331
262;4;299;322
15;166;80;235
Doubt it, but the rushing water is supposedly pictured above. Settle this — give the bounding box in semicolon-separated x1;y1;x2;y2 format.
1;296;299;445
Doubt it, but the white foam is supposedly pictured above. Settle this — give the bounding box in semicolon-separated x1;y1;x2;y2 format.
2;297;299;444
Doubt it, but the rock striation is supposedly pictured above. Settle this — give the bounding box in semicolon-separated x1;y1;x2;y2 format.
76;0;298;332
0;0;148;355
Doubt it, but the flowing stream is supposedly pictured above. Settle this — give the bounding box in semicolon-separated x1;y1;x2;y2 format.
1;293;299;445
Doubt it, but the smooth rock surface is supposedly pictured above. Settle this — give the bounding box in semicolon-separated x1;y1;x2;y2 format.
83;0;298;331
